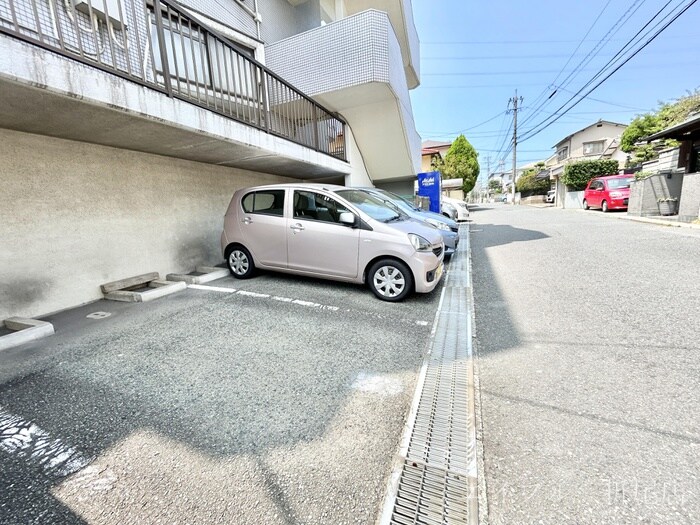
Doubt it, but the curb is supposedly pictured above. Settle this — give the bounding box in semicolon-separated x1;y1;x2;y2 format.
0;317;55;352
166;266;229;285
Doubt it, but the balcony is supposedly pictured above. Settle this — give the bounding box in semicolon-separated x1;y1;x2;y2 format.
344;0;419;89
0;0;348;178
265;9;421;183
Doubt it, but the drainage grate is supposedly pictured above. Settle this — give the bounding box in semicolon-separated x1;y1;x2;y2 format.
381;225;478;525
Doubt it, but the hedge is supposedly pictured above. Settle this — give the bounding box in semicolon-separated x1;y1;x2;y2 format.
561;159;619;191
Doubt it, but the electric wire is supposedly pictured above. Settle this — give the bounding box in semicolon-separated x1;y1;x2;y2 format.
519;0;697;143
518;0;648;130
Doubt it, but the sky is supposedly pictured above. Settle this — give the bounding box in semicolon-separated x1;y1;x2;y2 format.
409;0;700;183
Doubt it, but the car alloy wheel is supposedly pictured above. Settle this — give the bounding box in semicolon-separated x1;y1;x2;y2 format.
602;200;608;213
368;259;413;302
583;199;589;210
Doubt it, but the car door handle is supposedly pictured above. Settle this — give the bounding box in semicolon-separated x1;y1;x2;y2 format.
242;217;252;224
290;223;304;232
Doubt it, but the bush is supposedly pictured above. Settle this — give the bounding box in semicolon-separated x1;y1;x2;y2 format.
516;169;550;195
561;160;619;191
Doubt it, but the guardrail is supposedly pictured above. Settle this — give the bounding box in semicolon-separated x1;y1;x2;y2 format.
0;0;346;160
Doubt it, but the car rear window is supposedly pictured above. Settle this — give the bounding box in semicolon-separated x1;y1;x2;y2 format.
241;190;285;216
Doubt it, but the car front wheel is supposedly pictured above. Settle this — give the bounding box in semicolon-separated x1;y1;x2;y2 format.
368;259;413;302
602;200;608;213
227;245;255;279
583;199;589;210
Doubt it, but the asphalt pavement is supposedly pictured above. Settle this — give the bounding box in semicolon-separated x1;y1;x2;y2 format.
0;268;445;524
470;204;700;525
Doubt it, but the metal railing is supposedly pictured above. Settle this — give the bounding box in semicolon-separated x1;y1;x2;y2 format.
0;0;346;160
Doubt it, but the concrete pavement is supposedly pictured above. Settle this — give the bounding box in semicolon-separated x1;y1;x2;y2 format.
470;204;700;524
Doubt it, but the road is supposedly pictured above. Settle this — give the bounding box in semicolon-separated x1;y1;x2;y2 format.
470;205;700;525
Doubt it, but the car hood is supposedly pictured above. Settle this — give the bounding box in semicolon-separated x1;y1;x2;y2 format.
379;218;444;246
419;210;457;228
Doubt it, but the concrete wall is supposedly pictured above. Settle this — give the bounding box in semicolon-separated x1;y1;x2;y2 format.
627;172;684;217
564;191;584;209
678;172;700;222
0;129;295;320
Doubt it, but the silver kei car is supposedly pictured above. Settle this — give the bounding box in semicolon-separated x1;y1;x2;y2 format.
221;183;445;301
356;187;459;258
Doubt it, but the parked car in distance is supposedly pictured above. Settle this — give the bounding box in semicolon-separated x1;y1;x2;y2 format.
357;188;459;258
546;190;556;203
221;184;445;301
442;196;470;221
583;174;635;212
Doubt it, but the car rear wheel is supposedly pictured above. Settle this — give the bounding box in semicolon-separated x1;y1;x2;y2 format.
583;199;589;210
602;200;608;213
227;245;255;279
368;259;413;302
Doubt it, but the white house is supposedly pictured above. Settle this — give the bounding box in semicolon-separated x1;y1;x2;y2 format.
548;120;628;206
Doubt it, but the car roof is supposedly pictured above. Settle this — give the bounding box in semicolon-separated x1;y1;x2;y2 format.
593;174;631;180
237;182;349;193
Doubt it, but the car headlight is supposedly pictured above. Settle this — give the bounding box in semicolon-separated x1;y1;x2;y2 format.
425;218;450;231
408;233;432;252
609;191;623;198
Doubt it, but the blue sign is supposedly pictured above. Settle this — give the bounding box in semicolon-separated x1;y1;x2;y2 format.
417;171;442;213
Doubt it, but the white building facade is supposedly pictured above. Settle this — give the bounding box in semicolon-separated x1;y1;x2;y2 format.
0;0;421;319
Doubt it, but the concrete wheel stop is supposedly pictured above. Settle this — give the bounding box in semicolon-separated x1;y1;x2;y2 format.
166;265;229;285
101;272;186;302
0;317;55;351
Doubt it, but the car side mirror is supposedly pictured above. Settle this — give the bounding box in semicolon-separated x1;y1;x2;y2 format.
339;212;356;226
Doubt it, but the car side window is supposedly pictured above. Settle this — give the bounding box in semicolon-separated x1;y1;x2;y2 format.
293;191;349;224
241;190;285;216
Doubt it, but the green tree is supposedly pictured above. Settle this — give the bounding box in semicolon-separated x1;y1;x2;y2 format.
516;169;550;194
488;179;502;192
432;135;480;193
621;90;700;164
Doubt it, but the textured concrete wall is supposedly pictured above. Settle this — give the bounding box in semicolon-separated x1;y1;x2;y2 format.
0;129;295;320
678;172;700;222
628;172;684;217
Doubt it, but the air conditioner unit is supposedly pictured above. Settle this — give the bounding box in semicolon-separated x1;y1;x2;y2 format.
72;0;126;30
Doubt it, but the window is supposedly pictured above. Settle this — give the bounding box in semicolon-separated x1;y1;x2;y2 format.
583;140;605;156
151;13;210;86
241;190;285;216
557;146;569;161
293;191;349;223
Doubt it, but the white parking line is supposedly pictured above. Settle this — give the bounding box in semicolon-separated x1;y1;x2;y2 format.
0;405;92;479
187;283;443;324
188;284;340;312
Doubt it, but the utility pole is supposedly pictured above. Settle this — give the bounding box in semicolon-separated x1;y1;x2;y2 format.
509;91;523;204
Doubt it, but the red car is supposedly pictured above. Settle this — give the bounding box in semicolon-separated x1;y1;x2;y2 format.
583;174;635;212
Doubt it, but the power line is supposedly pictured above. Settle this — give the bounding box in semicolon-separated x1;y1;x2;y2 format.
419;34;688;45
420;60;696;76
519;0;697;143
518;0;648;130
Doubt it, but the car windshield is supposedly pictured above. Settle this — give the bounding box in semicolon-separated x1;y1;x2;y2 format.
374;189;420;213
607;177;634;189
336;190;406;222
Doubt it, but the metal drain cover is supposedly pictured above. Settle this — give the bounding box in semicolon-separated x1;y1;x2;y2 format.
381;226;478;525
86;311;112;320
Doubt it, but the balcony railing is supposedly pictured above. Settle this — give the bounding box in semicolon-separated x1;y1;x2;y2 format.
0;0;346;160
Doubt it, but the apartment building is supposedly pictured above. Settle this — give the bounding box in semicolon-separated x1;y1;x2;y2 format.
0;0;421;319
